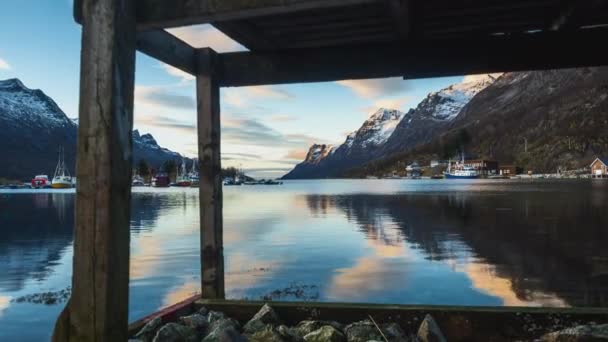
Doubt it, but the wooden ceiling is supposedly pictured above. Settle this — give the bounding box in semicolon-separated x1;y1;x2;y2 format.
131;0;608;52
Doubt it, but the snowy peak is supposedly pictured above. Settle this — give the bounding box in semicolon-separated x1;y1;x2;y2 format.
352;108;405;148
425;73;501;121
304;144;334;164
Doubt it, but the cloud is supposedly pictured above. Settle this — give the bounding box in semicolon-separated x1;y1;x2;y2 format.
269;114;297;122
167;24;247;52
336;77;410;98
285;149;308;160
0;58;11;70
136;114;196;133
135;85;195;110
362;97;411;116
160;64;195;82
223;86;295;108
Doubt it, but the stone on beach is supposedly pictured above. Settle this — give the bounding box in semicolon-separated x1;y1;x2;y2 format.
344;320;384;342
179;313;208;334
540;323;608;341
295;320;344;337
243;303;281;334
417;314;447;342
134;316;163;342
303;325;345;342
152;322;198;342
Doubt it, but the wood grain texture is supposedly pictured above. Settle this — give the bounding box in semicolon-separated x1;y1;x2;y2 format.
137;29;196;75
53;0;136;340
196;48;225;299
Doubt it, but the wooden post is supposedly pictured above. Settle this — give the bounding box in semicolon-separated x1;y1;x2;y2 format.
53;0;136;341
196;48;225;299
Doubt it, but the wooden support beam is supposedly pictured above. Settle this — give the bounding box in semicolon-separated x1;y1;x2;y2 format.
134;0;382;30
196;48;225;299
54;0;136;341
137;30;197;75
387;0;413;40
213;21;276;51
218;28;608;87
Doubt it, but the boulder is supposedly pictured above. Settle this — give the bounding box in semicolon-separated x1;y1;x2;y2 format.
134;317;163;342
207;311;227;324
295;321;343;337
243;304;281;334
541;324;608;341
152;323;198;342
179;313;208;334
344;320;383;342
203;317;244;342
382;322;408;342
199;307;209;316
417;315;446;342
202;325;247;342
248;326;289;342
277;325;304;342
304;326;346;342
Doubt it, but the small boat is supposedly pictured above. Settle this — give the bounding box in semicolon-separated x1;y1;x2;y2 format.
189;159;199;187
132;175;145;187
51;147;73;189
31;175;51;189
175;159;192;187
445;166;480;179
444;155;480;179
152;172;170;187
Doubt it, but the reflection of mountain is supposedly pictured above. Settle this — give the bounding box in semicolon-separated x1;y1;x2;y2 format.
304;183;608;307
0;193;74;292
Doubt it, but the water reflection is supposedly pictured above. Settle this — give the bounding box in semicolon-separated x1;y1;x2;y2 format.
304;185;608;307
1;180;608;341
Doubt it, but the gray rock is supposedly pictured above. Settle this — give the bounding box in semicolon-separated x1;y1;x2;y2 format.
541;323;608;341
243;304;281;334
296;321;344;337
278;325;304;342
179;313;208;334
202;325;248;342
304;326;345;342
203;317;244;342
207;311;227;324
152;323;198;342
134;317;163;342
199;307;209;316
344;320;383;342
248;326;289;342
382;323;408;342
417;315;446;342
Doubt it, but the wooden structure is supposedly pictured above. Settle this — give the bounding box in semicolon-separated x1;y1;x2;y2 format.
591;157;608;178
465;159;499;176
55;0;608;340
499;165;523;176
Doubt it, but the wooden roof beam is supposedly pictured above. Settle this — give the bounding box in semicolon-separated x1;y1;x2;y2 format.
217;28;608;87
387;0;414;40
132;0;383;30
136;30;197;75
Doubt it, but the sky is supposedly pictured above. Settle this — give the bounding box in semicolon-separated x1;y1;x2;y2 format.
0;1;465;178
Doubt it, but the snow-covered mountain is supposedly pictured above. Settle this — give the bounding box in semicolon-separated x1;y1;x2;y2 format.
283;74;499;179
0;78;185;180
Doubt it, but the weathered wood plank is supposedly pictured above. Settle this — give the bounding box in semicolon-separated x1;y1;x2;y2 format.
54;0;136;341
219;28;608;87
137;29;197;75
196;48;225;299
135;0;382;30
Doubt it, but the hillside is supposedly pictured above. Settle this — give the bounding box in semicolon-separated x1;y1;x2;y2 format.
0;78;185;180
348;67;608;176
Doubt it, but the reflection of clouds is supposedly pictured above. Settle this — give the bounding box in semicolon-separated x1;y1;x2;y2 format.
162;280;199;307
225;253;282;299
327;256;407;301
0;295;10;318
461;261;567;307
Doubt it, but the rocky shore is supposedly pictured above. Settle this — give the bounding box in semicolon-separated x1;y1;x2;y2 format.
129;303;608;342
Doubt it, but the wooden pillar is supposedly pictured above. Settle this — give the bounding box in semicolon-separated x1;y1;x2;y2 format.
53;0;136;341
196;48;225;299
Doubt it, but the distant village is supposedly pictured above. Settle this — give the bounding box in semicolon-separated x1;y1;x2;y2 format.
372;156;608;180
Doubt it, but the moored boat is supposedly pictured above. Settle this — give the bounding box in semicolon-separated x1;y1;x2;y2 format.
132;175;145;187
51;147;73;188
175;159;192;187
152;172;170;187
31;175;51;188
444;154;480;179
189;159;199;187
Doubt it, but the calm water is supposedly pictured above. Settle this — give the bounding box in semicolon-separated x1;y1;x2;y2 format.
1;179;608;340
